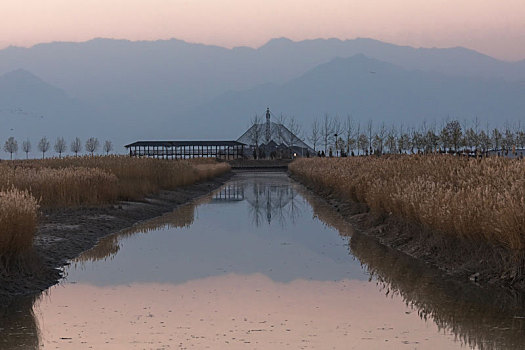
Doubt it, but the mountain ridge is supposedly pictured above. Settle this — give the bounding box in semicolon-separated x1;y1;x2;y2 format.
0;69;112;158
0;40;524;157
177;54;525;140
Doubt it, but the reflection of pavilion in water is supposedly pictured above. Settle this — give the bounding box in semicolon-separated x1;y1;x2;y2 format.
212;182;245;202
248;179;302;226
213;179;301;226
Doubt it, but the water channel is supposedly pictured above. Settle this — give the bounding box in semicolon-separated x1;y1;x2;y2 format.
1;172;525;349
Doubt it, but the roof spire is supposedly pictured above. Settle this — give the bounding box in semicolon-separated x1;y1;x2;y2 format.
265;107;271;143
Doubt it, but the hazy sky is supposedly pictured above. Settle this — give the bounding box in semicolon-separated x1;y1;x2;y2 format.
1;0;524;61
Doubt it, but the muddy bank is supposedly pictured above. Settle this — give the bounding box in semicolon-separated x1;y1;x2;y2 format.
290;173;525;292
0;172;233;298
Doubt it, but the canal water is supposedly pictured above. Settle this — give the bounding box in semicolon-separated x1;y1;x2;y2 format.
1;172;525;349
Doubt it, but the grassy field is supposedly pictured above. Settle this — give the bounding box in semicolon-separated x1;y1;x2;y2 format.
0;156;230;257
289;155;525;258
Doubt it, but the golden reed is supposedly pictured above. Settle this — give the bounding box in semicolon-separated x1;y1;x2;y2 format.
0;187;39;257
290;155;525;255
0;156;230;255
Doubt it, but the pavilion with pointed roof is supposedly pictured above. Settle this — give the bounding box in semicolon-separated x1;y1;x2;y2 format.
237;108;314;158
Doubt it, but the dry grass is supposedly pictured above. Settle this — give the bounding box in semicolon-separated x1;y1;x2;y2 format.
0;165;118;207
0;156;229;257
7;156;230;204
290;155;525;255
0;187;39;258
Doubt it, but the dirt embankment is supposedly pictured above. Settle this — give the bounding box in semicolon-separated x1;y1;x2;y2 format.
0;172;233;298
290;173;525;292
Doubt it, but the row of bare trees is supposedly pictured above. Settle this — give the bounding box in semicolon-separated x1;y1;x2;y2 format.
2;137;114;159
246;112;525;157
307;115;525;156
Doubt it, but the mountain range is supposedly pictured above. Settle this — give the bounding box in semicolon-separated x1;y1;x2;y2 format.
0;37;524;157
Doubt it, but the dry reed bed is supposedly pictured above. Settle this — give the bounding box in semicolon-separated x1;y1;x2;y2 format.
0;188;39;259
0;157;230;256
8;156;230;204
0;166;118;207
289;155;525;256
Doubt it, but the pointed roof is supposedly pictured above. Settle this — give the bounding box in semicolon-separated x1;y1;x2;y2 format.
237;121;313;152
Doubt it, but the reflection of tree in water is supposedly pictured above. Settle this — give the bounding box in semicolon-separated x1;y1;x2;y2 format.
350;233;525;350
241;177;303;227
0;294;40;349
298;187;355;237
74;196;210;264
302;185;525;350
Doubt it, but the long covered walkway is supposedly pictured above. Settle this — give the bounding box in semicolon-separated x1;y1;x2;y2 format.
124;140;245;160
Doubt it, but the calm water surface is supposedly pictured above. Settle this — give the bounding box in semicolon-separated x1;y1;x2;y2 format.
1;172;524;349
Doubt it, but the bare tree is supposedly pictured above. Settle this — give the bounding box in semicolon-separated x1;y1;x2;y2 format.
503;128;515;153
355;122;361;155
54;137;67;158
103;140;113;155
22;139;31;159
344;115;356;154
375;122;387;154
424;128;439;153
85;137;100;156
38;137;50;159
357;133;369;155
332;116;344;136
411;129;423;153
464;128;478;152
308;119;321;152
71;137;82;156
321;114;334;153
478;130;492;153
439;126;450;152
517;130;525;149
4;137;18;160
332;116;344;155
491;128;502;152
443;120;462;152
335;136;345;155
366;120;374;153
398;132;410;154
385;126;397;154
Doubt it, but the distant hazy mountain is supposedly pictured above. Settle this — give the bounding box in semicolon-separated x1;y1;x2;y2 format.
179;55;525;139
0;69;110;158
0;37;523;118
0;38;524;156
0;69;80;115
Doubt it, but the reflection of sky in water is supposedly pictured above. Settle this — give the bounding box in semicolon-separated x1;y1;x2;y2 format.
33;276;466;350
67;173;367;286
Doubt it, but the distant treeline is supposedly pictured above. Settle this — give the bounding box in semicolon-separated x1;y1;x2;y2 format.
1;137;113;160
307;115;525;156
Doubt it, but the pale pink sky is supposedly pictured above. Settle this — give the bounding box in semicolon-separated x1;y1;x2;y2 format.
1;0;524;61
